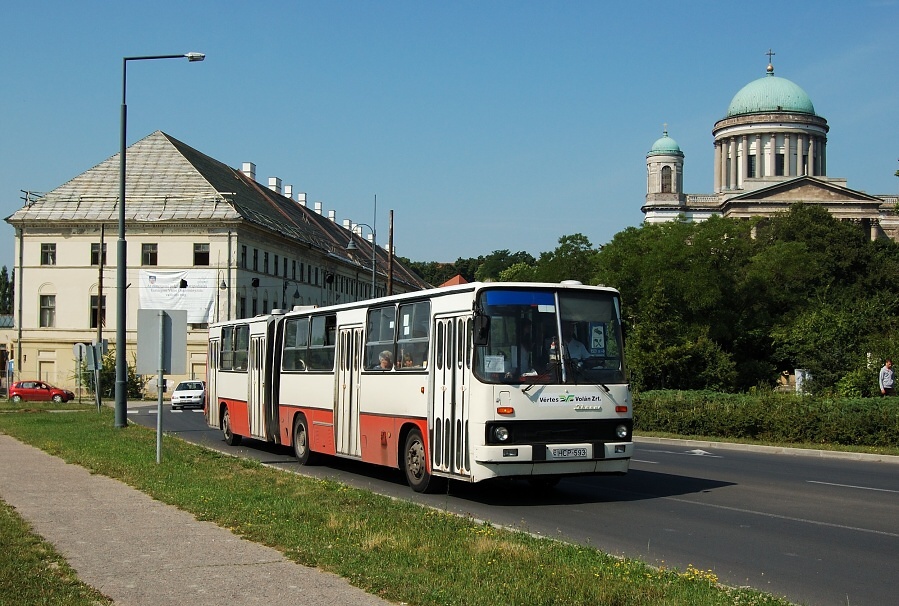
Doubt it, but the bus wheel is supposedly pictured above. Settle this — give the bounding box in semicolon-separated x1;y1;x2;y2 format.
292;414;317;465
403;428;443;493
222;406;241;446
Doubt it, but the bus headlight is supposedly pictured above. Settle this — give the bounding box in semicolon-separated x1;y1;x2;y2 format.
615;424;628;439
493;426;510;442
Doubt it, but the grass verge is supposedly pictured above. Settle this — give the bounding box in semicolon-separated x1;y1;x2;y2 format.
0;409;796;606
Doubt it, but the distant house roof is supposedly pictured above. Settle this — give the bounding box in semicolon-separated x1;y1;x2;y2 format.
440;274;469;287
6;131;429;291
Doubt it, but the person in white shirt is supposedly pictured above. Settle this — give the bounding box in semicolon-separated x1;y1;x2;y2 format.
879;359;894;396
563;325;589;361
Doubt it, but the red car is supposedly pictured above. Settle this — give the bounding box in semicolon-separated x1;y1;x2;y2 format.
9;381;75;403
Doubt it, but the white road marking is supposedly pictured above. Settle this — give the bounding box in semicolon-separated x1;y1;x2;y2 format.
663;495;899;538
807;480;899;494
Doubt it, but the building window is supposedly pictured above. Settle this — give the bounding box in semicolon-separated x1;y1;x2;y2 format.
90;243;107;266
253;249;258;272
194;243;210;266
775;153;785;176
41;243;56;266
252;297;258;317
240;245;247;269
292;260;297;280
39;295;56;327
283;257;288;278
274;255;279;276
239;296;247;319
142;243;158;266
90;295;106;329
748;154;757;178
263;252;269;274
661;166;672;193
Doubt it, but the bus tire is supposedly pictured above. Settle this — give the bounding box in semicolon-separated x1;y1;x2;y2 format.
292;414;317;465
222;406;241;446
403;428;443;493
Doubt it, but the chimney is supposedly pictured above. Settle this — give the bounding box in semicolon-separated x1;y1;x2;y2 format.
284;184;293;199
342;219;351;230
328;210;336;222
297;192;307;207
314;201;322;215
241;162;256;181
268;177;282;195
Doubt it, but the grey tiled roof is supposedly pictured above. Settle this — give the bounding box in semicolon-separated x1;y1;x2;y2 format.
6;131;428;289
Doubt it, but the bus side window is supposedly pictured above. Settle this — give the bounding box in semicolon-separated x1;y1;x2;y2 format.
234;324;249;371
397;301;429;369
308;314;336;370
366;306;396;369
221;326;234;370
283;317;309;371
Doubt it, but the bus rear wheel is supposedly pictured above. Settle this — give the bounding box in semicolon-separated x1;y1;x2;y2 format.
292;414;317;465
222;406;241;446
403;428;443;493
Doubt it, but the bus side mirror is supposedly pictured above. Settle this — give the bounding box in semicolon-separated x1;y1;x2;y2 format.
472;315;490;346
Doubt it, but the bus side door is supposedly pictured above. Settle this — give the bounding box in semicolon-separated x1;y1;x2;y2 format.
206;337;219;429
335;325;363;458
248;332;266;439
430;314;471;479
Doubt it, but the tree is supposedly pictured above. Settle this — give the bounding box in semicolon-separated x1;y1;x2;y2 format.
533;234;600;284
475;250;535;282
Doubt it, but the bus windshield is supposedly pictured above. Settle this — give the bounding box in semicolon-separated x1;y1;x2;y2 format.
473;288;626;386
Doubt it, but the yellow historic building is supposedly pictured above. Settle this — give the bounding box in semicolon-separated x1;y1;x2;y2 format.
5;131;428;391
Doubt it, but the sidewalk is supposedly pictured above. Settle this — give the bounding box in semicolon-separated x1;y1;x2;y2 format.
0;434;395;606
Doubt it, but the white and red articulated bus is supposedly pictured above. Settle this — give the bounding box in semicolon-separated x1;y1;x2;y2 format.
206;281;633;492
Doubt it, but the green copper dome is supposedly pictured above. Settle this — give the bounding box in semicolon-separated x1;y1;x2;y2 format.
647;131;683;156
726;64;815;117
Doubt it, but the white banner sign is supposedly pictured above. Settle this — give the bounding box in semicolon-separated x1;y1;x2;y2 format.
139;269;216;323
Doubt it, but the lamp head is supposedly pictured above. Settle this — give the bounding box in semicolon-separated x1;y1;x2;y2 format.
346;238;359;251
186;52;205;62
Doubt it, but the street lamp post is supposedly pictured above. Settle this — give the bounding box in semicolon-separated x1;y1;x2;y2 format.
346;223;376;299
115;52;204;428
282;279;301;308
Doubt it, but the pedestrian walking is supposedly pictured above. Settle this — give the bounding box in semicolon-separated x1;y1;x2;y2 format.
879;359;894;396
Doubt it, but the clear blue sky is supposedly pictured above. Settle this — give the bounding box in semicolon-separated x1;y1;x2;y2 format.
2;1;897;271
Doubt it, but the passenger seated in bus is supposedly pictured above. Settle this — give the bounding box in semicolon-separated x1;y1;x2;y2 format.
377;350;393;370
402;353;414;368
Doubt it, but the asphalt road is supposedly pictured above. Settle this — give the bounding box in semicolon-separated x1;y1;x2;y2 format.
130;404;899;606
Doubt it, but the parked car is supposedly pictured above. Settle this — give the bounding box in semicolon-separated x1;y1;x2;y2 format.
171;380;205;410
9;381;75;403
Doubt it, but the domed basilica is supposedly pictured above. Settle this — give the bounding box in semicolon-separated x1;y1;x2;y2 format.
642;53;898;240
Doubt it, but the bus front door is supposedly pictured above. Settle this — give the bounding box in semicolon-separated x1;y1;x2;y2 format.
335;325;363;458
430;315;471;479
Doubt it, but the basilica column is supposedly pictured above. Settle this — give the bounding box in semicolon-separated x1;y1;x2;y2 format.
740;135;748;188
728;138;736;189
754;134;762;178
713;141;721;192
797;134;805;175
784;133;792;176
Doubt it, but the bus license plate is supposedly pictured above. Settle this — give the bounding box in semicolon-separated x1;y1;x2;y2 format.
548;447;588;460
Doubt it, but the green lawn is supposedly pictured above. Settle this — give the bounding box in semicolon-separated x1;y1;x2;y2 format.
0;408;798;606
